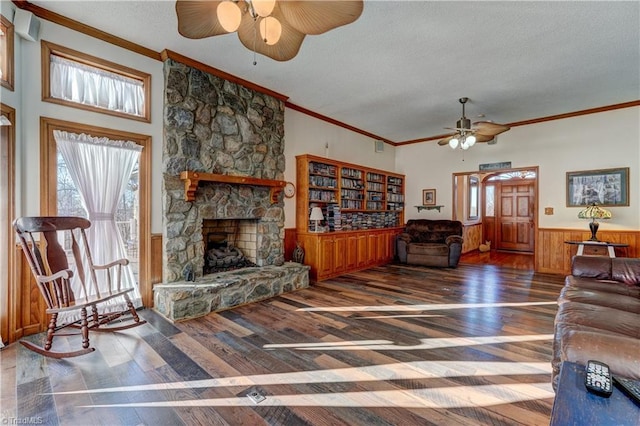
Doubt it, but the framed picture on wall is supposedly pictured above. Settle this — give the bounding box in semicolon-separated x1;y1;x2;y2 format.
422;189;436;206
566;167;629;207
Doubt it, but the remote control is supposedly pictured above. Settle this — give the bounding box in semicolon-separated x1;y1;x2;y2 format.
585;360;612;397
613;375;640;406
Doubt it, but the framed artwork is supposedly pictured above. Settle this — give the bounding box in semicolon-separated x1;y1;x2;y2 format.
422;188;436;206
566;167;629;207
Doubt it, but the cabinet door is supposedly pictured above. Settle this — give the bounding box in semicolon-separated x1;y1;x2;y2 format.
357;235;368;267
317;237;334;278
346;235;358;269
377;233;389;262
333;236;347;274
367;234;378;264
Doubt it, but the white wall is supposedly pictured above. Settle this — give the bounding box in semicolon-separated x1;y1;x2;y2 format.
395;106;640;230
1;8;165;232
283;108;396;228
4;5;638;234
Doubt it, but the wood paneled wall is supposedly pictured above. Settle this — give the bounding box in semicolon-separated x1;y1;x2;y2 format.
462;223;482;254
9;228;637;343
9;244;46;342
536;228;639;274
150;233;163;286
284;228;297;262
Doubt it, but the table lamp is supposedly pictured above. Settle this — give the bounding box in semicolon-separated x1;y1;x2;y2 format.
309;207;324;232
578;203;612;241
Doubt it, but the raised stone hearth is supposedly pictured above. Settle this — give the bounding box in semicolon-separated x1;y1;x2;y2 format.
154;263;310;321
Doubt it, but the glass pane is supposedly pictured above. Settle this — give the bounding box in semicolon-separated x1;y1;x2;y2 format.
485;185;495;217
57;151;140;282
468;177;479;219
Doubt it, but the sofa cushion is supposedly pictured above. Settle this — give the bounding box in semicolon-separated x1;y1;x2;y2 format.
551;323;636;389
571;255;612;279
561;330;640;382
612;257;640;286
407;243;449;257
405;219;462;244
564;276;640;297
559;287;640;313
555;302;640;339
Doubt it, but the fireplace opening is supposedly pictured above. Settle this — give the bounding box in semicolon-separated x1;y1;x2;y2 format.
202;219;259;275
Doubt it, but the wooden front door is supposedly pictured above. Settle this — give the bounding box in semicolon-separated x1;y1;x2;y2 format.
497;180;535;252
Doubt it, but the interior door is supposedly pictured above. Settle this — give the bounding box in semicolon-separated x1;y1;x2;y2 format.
497;180;535;252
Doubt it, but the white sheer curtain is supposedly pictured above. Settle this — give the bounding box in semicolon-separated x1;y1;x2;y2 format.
53;130;143;315
50;55;145;117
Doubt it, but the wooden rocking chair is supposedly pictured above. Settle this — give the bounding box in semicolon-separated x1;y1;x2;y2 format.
14;216;146;358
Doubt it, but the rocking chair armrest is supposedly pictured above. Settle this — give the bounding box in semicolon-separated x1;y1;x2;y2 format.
92;258;130;270
36;269;74;283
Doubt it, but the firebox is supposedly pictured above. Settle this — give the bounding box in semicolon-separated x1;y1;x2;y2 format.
202;219;258;274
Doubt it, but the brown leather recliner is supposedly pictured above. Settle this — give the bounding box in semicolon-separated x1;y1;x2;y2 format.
396;219;463;268
552;255;640;390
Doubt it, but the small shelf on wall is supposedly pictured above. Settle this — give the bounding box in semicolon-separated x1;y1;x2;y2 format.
415;205;444;212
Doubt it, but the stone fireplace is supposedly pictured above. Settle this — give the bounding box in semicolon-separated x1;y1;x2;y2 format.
161;57;288;283
153;57;309;322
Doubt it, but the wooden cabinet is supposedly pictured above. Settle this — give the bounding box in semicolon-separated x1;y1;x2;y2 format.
297;226;401;281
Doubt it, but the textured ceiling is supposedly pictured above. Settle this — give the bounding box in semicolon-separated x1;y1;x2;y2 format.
27;1;640;144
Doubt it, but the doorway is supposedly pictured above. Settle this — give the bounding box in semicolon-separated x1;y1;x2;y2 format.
483;169;537;253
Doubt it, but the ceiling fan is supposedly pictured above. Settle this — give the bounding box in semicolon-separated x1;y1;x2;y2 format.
175;0;364;62
437;97;511;150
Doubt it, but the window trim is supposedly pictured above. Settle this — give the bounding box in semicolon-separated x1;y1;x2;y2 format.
40;117;153;307
1;103;15;343
41;41;151;122
0;14;15;91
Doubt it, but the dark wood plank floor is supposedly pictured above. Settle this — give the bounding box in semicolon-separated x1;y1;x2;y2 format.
1;262;565;425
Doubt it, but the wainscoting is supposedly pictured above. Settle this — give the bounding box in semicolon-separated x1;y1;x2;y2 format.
6;228;637;344
536;228;639;274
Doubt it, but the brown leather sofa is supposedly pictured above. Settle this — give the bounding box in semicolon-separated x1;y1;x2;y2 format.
396;219;463;268
552;255;640;390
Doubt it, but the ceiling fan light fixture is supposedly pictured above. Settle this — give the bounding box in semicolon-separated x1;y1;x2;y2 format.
449;137;459;149
252;0;276;17
466;134;476;147
259;16;282;45
217;1;242;32
177;0;363;61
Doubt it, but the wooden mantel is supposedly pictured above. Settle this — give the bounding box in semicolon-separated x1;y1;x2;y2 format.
180;171;286;203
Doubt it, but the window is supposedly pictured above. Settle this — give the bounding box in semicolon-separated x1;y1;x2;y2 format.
41;118;152;307
0;103;15;344
42;41;151;122
0;14;14;91
468;176;479;219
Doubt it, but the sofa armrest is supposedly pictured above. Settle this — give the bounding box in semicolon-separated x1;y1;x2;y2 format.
397;233;412;243
396;234;410;263
445;235;463;267
445;235;463;246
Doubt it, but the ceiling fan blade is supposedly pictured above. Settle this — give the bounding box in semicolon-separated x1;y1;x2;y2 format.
474;133;495;143
473;121;511;136
237;4;306;61
175;0;229;39
279;1;364;35
437;135;455;146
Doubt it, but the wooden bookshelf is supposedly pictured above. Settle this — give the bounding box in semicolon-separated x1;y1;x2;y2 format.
295;154;405;280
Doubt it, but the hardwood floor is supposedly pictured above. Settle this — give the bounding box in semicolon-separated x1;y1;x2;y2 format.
460;250;535;271
1;263;565;425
